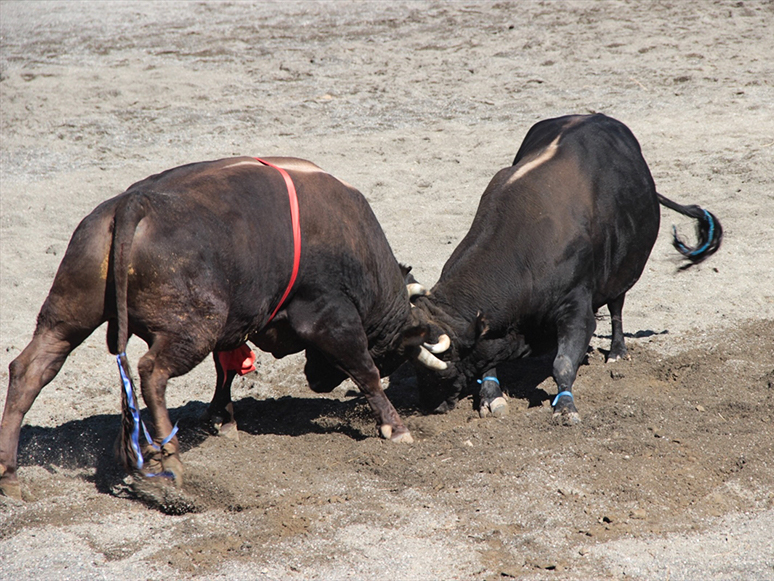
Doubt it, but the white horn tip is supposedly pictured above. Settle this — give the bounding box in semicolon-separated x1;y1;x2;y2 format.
424;333;451;354
417;346;448;370
406;283;428;298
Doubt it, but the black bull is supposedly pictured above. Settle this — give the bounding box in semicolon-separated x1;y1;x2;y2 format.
0;157;428;500
410;114;722;422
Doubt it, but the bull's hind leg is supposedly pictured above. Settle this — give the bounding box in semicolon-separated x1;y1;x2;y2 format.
202;352;239;439
0;329;82;499
133;338;206;486
552;290;597;425
607;294;629;362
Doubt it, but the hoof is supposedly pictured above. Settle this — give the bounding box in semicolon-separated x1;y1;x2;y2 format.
607;352;630;363
391;430;414;444
380;425;414;443
130;474;198;515
141;449;184;487
490;397;509;417
216;421;240;441
480;396;509;418
161;454;185;487
552;410;582;426
431;400;456;414
0;478;23;502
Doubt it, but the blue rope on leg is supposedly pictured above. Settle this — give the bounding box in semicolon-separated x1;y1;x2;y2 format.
117;353;144;470
117;353;179;478
477;376;500;385
552;390;574;407
140;419;179;479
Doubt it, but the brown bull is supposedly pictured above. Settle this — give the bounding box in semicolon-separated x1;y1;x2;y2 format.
0;157;427;500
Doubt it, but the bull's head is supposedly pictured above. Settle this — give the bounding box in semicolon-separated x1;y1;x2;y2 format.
404;293;492;412
408;293;530;413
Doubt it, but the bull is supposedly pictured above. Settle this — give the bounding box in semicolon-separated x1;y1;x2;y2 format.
410;114;722;422
0;157;427;500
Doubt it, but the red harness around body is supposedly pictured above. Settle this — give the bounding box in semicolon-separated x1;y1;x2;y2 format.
217;158;301;375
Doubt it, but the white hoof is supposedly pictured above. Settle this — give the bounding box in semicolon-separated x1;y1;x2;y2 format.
391;431;414;444
380;425;413;443
218;422;240;441
490;397;509;418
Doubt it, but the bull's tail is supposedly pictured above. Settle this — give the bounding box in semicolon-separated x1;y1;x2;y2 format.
657;193;723;268
111;194;148;472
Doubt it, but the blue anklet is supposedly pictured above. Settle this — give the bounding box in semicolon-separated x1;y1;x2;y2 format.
552;391;574;407
477;376;500;385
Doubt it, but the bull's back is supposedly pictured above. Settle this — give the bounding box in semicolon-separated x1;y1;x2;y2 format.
437;114;661;324
129;157;402;323
39;157;401;345
519;115;660;308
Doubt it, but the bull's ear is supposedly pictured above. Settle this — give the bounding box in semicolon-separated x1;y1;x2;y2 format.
475;311;490;340
460;311;489;349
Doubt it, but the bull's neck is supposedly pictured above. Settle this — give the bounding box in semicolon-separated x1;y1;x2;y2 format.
365;285;414;375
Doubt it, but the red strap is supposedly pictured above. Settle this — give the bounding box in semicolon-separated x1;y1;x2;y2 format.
254;158;301;323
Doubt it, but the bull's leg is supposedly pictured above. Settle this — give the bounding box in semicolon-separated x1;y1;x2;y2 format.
202;352;239;439
552;292;596;424
292;305;413;443
304;346;348;393
607;294;629;362
477;368;508;418
0;330;81;500
134;340;199;485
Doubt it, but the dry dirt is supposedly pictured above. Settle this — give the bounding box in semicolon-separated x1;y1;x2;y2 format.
1;1;773;579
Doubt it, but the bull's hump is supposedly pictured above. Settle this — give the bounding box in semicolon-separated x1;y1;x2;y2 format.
505;134;562;186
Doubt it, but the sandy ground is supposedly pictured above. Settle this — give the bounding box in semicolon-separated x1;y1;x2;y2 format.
1;1;773;579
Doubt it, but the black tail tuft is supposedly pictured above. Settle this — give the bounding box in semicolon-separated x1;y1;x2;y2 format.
657;194;723;269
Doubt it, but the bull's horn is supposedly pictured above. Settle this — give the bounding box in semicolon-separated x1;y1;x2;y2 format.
423;333;450;354
417;346;448;370
406;283;427;298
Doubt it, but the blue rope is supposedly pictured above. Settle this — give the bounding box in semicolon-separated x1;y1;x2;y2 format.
552;390;574;407
143;420;179;451
673;210;714;257
117;353;144;470
117;353;179;476
477;376;500;385
145;470;178;479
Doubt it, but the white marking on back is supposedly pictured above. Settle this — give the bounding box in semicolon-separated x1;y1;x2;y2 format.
221;160;265;170
506;135;562;185
221;158;324;174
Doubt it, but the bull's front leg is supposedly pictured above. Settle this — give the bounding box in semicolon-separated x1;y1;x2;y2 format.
552;291;597;425
359;369;413;443
476;368;508;418
291;303;413;443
